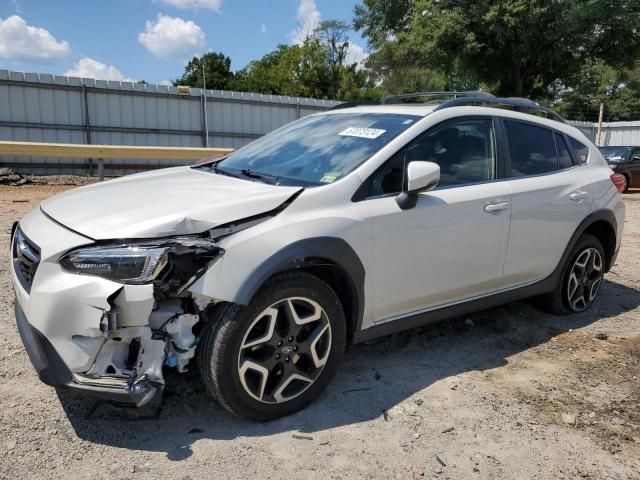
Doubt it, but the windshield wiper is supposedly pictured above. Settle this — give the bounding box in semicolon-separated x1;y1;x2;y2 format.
212;164;242;179
239;169;280;185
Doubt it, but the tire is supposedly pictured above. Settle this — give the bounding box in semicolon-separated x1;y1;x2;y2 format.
539;233;605;315
197;271;346;421
622;175;629;193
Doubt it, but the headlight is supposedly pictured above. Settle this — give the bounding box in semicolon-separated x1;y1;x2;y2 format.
60;237;222;290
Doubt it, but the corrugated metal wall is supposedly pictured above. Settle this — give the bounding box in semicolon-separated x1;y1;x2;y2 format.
599;121;640;147
567;120;596;140
3;68;639;176
567;120;640;147
0;69;339;176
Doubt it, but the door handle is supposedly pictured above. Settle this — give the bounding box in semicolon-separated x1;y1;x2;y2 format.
484;202;509;213
570;191;588;202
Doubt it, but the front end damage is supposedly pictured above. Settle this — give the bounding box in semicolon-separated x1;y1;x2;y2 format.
11;168;305;407
12;209;228;407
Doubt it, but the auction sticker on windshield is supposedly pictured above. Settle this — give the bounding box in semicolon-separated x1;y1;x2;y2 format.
339;127;386;139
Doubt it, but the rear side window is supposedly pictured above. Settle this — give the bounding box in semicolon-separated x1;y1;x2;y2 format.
554;133;573;169
568;137;589;164
505;121;557;176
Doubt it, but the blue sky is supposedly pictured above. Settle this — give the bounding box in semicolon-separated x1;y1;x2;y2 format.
0;0;366;84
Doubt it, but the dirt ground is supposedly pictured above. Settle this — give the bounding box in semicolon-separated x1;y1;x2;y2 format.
0;183;638;480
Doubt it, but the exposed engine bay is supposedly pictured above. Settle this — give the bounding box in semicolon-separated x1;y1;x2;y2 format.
72;292;209;407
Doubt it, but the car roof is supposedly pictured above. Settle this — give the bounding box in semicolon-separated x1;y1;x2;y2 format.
321;104;590;143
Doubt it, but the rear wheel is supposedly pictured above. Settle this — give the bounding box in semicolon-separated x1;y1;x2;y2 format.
198;271;346;420
540;234;605;315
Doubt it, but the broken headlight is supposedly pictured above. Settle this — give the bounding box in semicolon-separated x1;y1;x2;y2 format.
59;237;222;289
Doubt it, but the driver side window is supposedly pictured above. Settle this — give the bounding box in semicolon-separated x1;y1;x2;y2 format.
365;118;496;197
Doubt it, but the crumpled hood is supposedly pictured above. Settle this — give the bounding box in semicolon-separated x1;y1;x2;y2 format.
41;166;302;239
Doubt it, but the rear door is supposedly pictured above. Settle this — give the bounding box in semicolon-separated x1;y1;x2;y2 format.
500;119;592;289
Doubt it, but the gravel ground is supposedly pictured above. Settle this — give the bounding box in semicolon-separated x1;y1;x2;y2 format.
0;184;638;480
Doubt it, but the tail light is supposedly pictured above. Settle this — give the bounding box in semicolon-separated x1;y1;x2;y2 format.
610;173;626;193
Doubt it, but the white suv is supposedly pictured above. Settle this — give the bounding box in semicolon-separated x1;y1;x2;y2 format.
11;93;625;420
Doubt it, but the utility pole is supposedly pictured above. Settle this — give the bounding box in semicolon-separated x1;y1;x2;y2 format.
202;64;209;148
596;103;604;147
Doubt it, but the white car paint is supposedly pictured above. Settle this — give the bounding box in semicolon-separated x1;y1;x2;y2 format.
10;103;625;406
367;181;512;322
41;166;302;239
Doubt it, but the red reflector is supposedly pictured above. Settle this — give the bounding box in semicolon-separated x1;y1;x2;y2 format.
610;173;626;193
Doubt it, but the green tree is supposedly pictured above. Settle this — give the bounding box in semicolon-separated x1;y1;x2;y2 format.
234;45;304;95
174;52;235;90
554;61;640;122
355;0;640;97
235;23;381;100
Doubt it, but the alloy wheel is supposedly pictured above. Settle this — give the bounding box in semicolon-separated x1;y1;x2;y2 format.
566;247;603;312
237;296;332;404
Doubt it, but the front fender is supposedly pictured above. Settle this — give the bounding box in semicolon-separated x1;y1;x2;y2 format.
190;236;364;303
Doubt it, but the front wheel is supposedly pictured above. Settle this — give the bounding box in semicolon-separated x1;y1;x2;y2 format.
540;233;605;315
198;271;346;420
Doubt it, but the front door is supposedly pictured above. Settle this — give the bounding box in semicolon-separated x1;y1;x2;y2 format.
361;117;512;322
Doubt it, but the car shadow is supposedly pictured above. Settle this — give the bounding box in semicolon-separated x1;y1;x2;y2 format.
57;278;640;461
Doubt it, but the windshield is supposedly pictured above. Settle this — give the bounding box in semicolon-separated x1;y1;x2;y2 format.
204;113;420;186
600;146;631;162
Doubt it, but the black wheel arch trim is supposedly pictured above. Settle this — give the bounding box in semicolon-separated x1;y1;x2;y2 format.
563;209;618;272
234;237;365;340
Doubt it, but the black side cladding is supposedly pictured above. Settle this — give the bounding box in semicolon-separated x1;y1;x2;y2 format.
233;237;365;338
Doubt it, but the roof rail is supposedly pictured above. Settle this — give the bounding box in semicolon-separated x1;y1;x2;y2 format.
328;91;565;123
380;91;494;105
328;100;380;111
433;96;566;123
328;91;494;111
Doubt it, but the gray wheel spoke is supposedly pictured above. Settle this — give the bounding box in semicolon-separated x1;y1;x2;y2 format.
570;291;587;310
308;323;331;368
272;372;314;403
240;307;279;350
574;249;591;270
284;298;323;326
592;250;603;272
567;272;580;301
588;277;603;301
238;360;270;401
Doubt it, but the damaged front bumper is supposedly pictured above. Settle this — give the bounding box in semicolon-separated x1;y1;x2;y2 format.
15;301;160;406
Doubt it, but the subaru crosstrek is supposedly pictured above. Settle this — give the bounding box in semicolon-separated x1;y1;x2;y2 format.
11;93;625;420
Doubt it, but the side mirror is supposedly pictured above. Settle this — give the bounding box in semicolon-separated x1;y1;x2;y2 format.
396;161;440;210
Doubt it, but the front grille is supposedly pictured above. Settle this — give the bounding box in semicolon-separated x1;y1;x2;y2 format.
12;227;41;293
